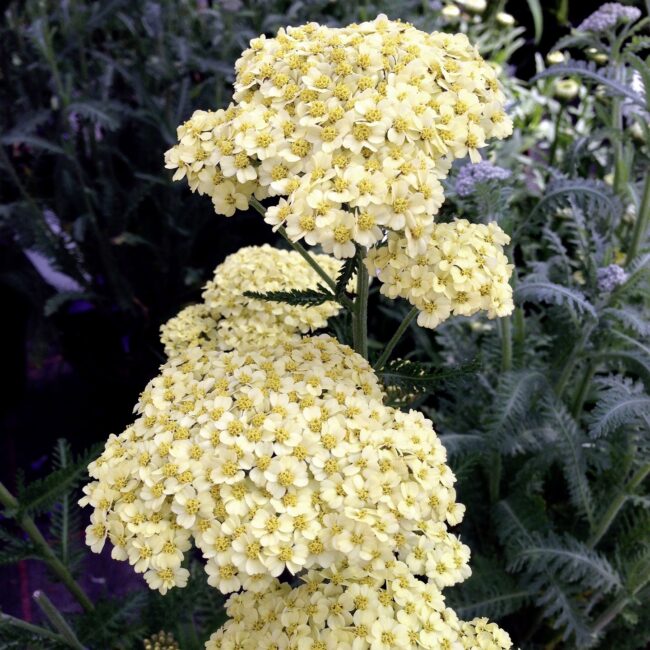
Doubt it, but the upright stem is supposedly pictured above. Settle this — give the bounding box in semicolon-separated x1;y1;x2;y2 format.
248;197;353;309
499;316;512;372
353;249;369;359
627;172;650;264
374;306;418;371
571;361;595;418
548;102;565;168
33;591;86;650
0;482;94;612
588;462;650;548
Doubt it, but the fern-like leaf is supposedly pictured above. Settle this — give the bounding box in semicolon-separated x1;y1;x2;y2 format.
243;286;335;306
509;531;621;593
542;395;594;524
380;358;480;394
335;256;357;299
602;307;650;337
485;370;546;452
516;275;597;319
589;376;650;439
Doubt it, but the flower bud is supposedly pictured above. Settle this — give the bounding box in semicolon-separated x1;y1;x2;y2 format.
546;51;566;65
496;12;515;26
553;78;580;100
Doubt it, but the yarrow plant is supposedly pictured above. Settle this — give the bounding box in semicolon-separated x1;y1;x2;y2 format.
81;14;516;649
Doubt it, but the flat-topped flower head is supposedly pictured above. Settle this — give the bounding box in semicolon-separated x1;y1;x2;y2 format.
81;334;473;594
205;562;512;650
366;219;514;329
577;3;641;33
160;244;344;357
165;16;512;257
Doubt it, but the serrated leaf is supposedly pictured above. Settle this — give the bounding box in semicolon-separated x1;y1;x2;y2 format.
589;376;650;438
335;256;357;299
243;286;335;307
380;358;480;394
515;278;597;318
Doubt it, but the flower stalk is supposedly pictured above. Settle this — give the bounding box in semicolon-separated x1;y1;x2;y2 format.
353;248;369;359
0;482;94;613
373;306;418;371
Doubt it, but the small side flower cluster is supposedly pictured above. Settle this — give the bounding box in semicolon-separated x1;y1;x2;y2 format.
577;2;641;33
206;562;512;649
366;219;514;328
597;263;628;293
160;245;342;357
454;160;511;198
164;15;512;257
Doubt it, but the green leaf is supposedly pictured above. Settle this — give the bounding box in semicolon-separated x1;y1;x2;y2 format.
542;395;594;524
0;134;68;156
0;528;42;565
44;292;95;317
525;0;543;43
335;256;357;299
380;358;481;394
243;286;335;307
515;278;597;319
14;444;99;517
509;532;621;593
589;376;650;439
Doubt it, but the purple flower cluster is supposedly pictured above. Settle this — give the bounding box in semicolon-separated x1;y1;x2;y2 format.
577;3;641;33
455;160;511;197
597;264;628;293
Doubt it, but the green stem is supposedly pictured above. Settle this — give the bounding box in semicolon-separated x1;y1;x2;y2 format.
627;172;650;264
0;482;94;613
588;462;650;548
498;316;512;372
373;306;418;371
248;197;353;309
513;306;525;363
548;102;565;168
591;571;650;638
33;591;86;649
353;248;369;359
571;361;596;418
0;612;67;645
554;325;593;396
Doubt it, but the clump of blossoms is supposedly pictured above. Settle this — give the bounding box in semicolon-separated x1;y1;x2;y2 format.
81;334;478;596
160;244;343;357
366;219;514;328
597;263;628;293
206;562;512;649
164;15;512;258
577;2;641;33
454;159;511;198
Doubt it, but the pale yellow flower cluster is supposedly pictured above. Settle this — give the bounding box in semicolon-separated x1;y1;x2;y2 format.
164;15;512;258
366;219;514;329
206;562;512;649
159;245;342;357
80;334;473;596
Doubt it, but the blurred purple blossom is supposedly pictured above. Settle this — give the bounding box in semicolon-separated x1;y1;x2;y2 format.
577;3;641;33
597;264;628;293
455;160;511;197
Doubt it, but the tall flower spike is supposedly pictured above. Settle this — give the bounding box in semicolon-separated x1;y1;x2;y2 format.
165;15;512;257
